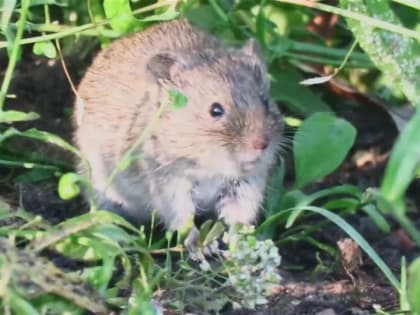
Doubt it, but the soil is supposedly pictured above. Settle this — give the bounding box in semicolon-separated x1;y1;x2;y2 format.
1;49;419;315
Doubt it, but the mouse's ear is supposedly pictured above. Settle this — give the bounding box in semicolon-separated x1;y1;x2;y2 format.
241;39;269;89
147;51;185;81
241;38;263;60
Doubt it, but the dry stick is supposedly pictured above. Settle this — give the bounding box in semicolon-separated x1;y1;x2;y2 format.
55;39;78;97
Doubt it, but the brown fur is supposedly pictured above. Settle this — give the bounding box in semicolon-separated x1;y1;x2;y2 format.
74;19;284;230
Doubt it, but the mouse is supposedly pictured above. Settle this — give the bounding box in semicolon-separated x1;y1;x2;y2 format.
73;19;284;242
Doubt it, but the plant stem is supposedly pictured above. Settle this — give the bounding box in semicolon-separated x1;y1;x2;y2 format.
0;0;29;110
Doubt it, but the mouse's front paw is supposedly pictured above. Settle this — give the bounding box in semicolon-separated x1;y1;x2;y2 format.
218;197;257;226
183;222;226;261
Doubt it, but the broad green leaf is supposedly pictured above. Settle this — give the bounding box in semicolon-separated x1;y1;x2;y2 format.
103;0;142;34
0;110;39;123
270;68;331;116
33;40;57;59
408;258;420;315
340;0;420;106
294;112;356;188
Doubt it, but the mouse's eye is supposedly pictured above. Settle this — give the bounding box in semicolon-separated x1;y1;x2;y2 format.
210;102;225;117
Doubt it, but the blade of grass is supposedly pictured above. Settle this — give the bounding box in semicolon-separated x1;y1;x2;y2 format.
0;0;29;109
273;206;401;291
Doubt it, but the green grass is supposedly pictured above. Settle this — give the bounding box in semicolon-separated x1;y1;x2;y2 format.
1;0;420;314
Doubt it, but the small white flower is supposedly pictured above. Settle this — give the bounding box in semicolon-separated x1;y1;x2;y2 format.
199;259;211;272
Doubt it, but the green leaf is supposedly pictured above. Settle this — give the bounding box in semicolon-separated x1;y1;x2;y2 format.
184;5;227;34
1;0;16;33
58;172;81;200
103;0;142;34
294;112;356;188
283;184;361;230
198;220;214;244
127;281;156;315
408;258;420;315
270;68;330;116
8;289;41;315
202;221;226;246
33;40;57;59
0;127;81;158
339;0;420;106
361;204;391;233
29;0;67;6
381;109;420;209
0;110;39;123
168;89;188;110
378;108;420;246
263;161;285;218
14;168;56;184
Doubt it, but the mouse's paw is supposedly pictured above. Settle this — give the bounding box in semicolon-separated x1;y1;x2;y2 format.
183;226;205;261
218;197;257;226
183;221;227;261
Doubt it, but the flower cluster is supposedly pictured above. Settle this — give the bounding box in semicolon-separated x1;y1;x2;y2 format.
224;228;282;309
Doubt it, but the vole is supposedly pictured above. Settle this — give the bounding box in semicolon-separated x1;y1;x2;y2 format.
74;19;283;239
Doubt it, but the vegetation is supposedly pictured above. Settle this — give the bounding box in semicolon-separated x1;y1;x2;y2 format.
0;0;420;314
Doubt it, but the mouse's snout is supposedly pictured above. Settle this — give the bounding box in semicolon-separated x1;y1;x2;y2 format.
252;134;270;151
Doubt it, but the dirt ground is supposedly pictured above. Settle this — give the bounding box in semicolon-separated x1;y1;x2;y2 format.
1;50;419;315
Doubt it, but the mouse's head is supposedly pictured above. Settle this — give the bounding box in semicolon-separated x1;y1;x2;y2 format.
146;39;284;178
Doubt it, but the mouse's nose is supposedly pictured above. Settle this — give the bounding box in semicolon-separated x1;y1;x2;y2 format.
252;135;269;151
